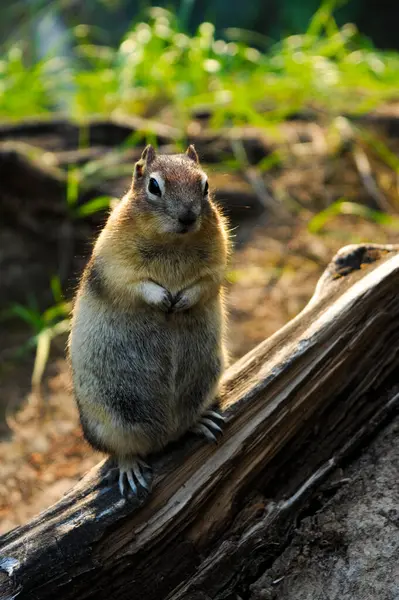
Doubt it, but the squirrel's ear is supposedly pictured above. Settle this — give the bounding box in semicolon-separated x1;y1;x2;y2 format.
186;144;199;164
134;144;156;179
141;144;156;163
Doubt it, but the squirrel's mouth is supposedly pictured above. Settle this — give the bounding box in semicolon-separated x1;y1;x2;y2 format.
177;225;193;234
176;219;201;234
177;224;199;235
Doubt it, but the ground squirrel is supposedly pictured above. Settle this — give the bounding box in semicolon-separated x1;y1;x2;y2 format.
68;144;230;497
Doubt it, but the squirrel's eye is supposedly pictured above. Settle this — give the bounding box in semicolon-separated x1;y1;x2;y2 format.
148;177;162;197
203;180;209;196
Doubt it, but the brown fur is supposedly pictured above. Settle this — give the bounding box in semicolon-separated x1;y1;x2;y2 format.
68;145;231;492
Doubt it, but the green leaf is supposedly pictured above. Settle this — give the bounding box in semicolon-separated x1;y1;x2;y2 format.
42;302;71;324
73;196;112;218
256;151;282;172
31;329;51;389
66;167;80;208
31;319;71;389
308;200;399;234
5;304;43;332
357;128;399;173
50;275;64;304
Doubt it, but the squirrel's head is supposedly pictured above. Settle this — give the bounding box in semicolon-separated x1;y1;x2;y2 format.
131;144;210;235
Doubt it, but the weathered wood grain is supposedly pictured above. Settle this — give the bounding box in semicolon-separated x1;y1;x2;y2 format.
1;243;399;600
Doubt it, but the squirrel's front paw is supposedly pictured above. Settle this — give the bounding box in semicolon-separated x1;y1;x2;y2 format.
141;281;173;311
158;289;174;311
172;291;191;312
171;284;200;312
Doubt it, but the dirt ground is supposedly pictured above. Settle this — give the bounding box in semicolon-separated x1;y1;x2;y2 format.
250;415;399;600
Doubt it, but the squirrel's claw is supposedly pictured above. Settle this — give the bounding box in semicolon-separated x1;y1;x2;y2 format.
132;460;150;489
125;469;138;496
193;409;225;444
203;409;226;422
200;417;223;434
193;423;218;443
118;459;152;498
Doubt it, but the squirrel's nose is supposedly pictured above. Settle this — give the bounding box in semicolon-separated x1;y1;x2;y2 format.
178;211;197;226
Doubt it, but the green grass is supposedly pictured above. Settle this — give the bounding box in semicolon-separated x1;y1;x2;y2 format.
1;2;398;126
66;166;113;218
1;277;71;388
307;199;399;233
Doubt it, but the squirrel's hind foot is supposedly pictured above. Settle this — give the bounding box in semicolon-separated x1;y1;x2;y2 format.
192;409;225;444
117;458;152;498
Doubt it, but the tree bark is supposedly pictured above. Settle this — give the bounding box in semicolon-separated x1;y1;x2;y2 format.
1;243;399;600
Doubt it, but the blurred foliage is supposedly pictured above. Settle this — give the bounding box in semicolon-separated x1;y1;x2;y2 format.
0;2;398;123
307;200;399;233
1;277;71;387
65;167;113;218
1;0;397;52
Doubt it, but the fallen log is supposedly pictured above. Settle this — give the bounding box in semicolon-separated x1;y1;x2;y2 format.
0;115;181;150
0;115;273;163
1;243;399;600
